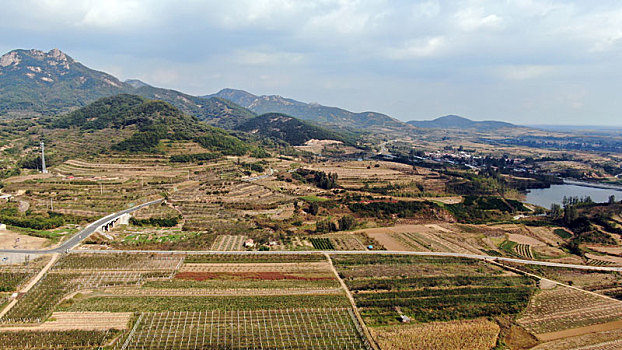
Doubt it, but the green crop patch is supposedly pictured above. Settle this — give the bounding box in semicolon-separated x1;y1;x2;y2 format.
58;294;351;312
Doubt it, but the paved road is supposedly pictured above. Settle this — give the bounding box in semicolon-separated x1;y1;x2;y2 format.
72;248;622;272
0;199;163;254
3;196;622;273
244;167;274;182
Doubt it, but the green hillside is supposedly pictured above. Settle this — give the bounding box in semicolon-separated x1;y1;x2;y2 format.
236;113;359;146
52;94;251;155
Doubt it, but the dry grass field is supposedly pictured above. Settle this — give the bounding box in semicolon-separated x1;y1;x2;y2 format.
370;318;500;350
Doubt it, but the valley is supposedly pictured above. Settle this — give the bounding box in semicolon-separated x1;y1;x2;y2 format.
0;48;622;349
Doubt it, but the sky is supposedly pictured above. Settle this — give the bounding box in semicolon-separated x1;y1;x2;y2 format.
1;0;622;126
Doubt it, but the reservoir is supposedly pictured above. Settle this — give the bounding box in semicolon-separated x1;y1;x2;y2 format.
525;182;622;208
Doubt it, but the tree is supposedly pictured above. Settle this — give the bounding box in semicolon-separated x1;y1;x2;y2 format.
549;204;563;220
338;215;356;230
563;205;578;225
308;202;319;216
609;195;616;205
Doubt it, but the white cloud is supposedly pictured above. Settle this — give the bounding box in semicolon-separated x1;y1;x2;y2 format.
235;50;305;66
387;37;446;59
454;7;502;31
78;0;149;28
496;65;556;80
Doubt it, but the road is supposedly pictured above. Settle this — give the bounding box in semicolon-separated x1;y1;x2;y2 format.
2;196;622;273
244;167;274;181
0;199;163;255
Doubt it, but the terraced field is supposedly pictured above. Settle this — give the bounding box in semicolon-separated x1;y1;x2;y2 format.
211;235;246;251
517;285;622;338
169;180;292;232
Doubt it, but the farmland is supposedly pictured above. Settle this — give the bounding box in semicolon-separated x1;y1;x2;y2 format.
333;255;535;326
115;308;370;350
0;252;373;349
517;284;622;339
2;127;622;349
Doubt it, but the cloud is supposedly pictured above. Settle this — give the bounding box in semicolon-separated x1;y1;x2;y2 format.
454;7;503;31
235;50;305;66
1;0;622;125
387;37;446;60
496;65;556;80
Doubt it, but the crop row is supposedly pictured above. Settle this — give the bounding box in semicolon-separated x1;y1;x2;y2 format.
309;238;335;250
346;275;532;291
59;295;351;313
115;308;371;350
53;253;183;271
332;254;481;267
0;329;120;350
0;271;33;292
514;244;533;259
184;254;326;264
1;270;168;323
211;235;246;251
356;286;534;325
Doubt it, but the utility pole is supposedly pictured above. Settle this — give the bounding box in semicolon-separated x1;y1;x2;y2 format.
50;198;53;211
40;141;48;174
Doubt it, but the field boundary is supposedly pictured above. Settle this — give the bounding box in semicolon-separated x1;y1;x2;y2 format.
324;253;377;350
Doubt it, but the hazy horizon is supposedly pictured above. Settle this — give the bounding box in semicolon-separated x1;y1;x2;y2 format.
2;0;622;126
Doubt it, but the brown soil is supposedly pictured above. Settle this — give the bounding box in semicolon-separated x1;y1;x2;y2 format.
505;324;539;349
0;229;49;250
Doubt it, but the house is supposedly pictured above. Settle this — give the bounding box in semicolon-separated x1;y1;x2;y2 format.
243;238;255;248
0;194;11;202
0;223;6;231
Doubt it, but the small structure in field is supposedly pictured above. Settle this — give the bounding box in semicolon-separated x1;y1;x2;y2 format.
243;238;255;248
0;223;6;231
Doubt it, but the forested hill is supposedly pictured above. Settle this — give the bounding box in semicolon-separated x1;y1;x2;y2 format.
51;94;251;155
235;113;357;146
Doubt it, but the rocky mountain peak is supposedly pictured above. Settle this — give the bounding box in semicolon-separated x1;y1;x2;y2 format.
0;51;21;67
47;48;69;61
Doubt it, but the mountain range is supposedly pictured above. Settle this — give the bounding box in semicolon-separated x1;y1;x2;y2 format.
0;49;255;128
407;115;518;130
0;48;521;134
206;88;409;131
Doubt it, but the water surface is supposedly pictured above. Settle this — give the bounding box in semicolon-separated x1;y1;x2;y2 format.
525;183;622;208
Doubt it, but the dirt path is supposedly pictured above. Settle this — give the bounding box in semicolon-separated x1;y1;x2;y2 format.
0;253;58;319
325;253;379;350
536;320;622;342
